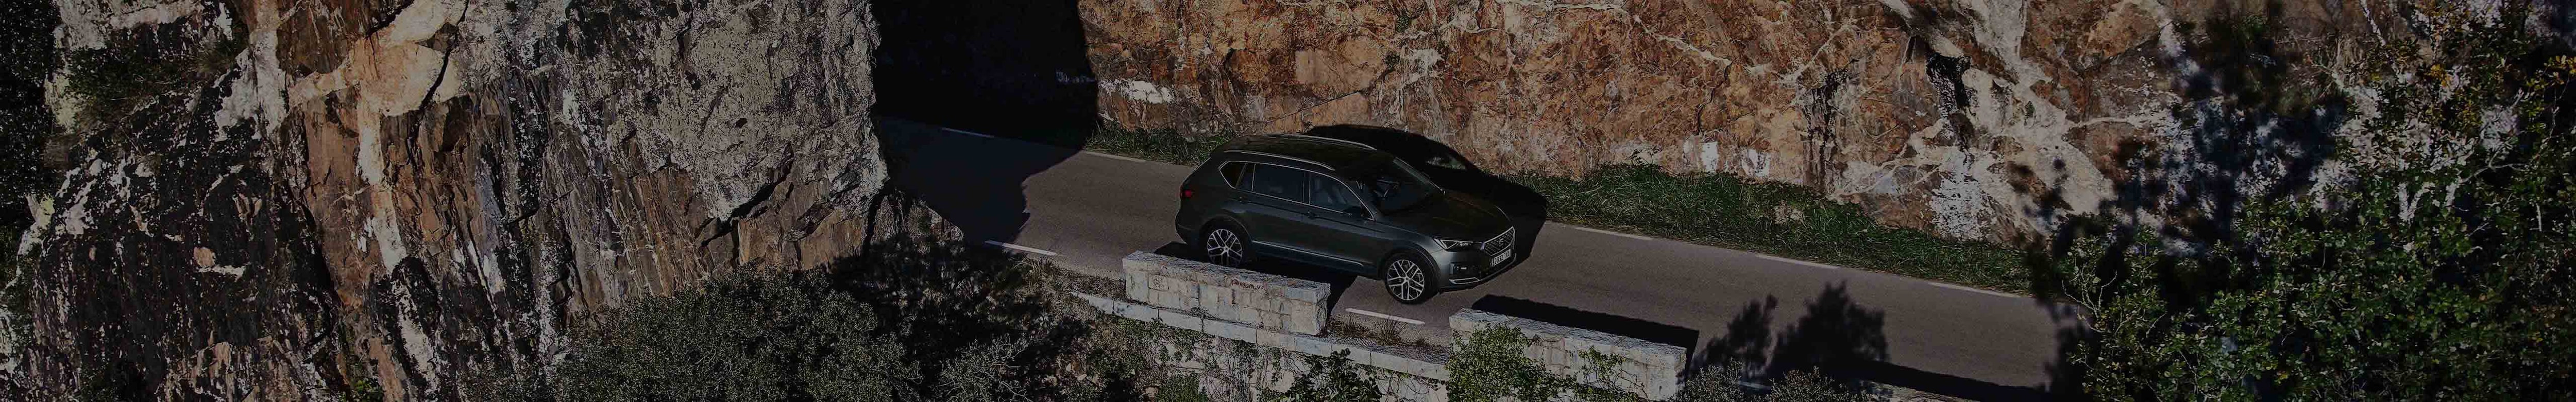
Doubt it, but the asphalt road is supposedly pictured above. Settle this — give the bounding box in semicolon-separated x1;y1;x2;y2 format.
883;120;2086;400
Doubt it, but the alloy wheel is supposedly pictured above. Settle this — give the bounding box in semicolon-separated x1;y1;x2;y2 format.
1386;259;1426;301
1205;229;1246;267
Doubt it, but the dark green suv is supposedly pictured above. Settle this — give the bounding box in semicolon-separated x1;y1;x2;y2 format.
1174;134;1520;303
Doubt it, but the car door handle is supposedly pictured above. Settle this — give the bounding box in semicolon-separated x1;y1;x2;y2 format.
1300;212;1319;219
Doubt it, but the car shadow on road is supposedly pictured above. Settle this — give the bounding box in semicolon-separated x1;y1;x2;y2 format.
1692;283;2055;400
871;0;1098;245
1152;242;1360;310
1463;296;1701;361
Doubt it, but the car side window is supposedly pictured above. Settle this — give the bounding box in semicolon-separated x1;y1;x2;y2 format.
1247;164;1310;202
1219;162;1249;187
1308;173;1363;213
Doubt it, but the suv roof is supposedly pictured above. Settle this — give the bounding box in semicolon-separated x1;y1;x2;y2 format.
1214;134;1388;171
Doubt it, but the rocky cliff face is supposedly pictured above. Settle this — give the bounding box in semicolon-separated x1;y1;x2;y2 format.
6;0;884;397
1078;0;2551;243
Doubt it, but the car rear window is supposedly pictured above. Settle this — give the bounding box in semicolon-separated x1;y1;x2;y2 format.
1220;162;1249;187
1247;164;1311;202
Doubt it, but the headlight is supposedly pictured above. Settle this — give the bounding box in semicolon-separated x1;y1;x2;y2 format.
1437;239;1477;251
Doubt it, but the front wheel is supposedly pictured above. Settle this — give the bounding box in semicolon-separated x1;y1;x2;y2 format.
1381;252;1441;304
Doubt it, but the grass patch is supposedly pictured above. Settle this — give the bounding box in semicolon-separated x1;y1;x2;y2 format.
1083;128;2028;294
1086;126;1232;165
1507;166;2026;293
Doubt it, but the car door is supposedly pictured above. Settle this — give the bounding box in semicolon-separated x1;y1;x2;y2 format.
1238;163;1340;266
1301;172;1392;273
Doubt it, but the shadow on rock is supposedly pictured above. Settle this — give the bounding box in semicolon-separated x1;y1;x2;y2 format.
827;190;1125;399
1465;295;1701;358
1692;283;2058;400
871;0;1099;244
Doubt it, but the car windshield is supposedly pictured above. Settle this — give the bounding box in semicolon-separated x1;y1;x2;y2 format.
1412;147;1479;173
1345;156;1438;212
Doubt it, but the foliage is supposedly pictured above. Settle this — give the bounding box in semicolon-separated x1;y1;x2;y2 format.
1445;327;1639;402
488;209;1181;401
2043;6;2576;400
1670;359;1878;402
542;271;912;401
1278;349;1383;402
1155;374;1214;402
1511;166;2027;293
1086;126;1235;165
0;0;60;358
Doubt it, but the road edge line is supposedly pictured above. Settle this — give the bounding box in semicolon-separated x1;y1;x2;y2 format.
940;127;997;139
1343;308;1427;325
1754;254;1843;270
1927;282;2021;299
984;240;1061;256
1082;151;1154;164
1563;224;1658;242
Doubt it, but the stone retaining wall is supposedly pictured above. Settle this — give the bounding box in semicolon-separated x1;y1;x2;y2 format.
1123;251;1330;335
1450;310;1689;399
1104;251;1696;400
1074;292;1451;401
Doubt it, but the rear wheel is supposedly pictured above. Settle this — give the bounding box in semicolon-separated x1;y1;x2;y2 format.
1381;251;1440;304
1200;222;1250;268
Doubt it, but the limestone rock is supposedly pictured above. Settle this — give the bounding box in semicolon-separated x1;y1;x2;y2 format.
10;0;884;398
1079;0;2419;243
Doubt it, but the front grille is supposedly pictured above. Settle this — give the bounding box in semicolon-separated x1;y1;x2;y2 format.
1479;228;1515;255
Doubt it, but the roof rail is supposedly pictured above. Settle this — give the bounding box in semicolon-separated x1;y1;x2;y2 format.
1221;149;1333;169
1278;133;1379;151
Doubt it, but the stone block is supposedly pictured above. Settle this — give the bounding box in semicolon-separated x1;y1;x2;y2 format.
1282;301;1321;335
1116;303;1159;322
1258;311;1284;329
1421;365;1452;382
1290;335;1334;356
1206;285;1235;308
1206;320;1256;342
1277;280;1330;303
1158;309;1202;329
1124;278;1148;302
1341;347;1377;366
1255;328;1290;348
1375;354;1425;376
1201;305;1239;324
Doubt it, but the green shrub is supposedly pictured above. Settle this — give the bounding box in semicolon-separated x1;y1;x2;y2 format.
1446;328;1641;402
1087;126;1233;165
1670;359;1878;402
2043;7;2576;400
1279;349;1383;402
546;271;911;401
488;215;1174;401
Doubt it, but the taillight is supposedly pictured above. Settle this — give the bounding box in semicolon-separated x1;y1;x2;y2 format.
1181;188;1195;199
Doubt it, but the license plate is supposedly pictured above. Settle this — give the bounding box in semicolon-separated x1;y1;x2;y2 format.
1491;249;1514;265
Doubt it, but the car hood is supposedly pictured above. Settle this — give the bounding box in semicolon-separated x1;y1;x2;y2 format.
1384;190;1513;240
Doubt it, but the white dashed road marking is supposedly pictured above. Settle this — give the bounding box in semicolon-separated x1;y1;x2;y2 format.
1755;254;1842;270
1566;225;1658;241
985;241;1060;256
1343;308;1427;325
1083;151;1153;164
1927;282;2022;299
